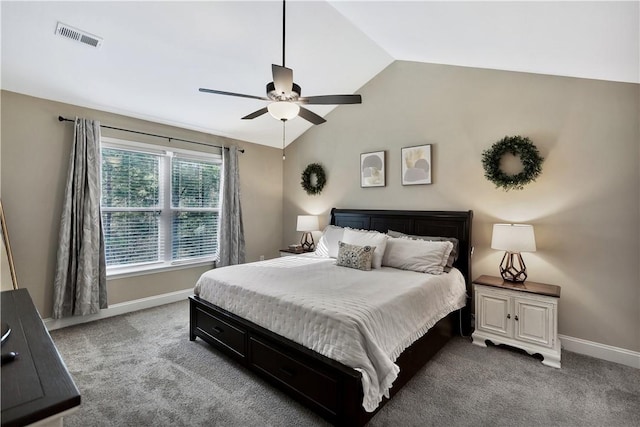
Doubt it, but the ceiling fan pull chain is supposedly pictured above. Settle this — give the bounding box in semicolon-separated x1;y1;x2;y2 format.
282;120;286;161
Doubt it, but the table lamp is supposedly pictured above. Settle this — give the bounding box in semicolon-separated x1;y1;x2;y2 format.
491;224;536;282
296;215;319;252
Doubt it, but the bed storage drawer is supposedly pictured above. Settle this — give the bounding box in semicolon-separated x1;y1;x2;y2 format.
249;336;339;415
194;306;247;359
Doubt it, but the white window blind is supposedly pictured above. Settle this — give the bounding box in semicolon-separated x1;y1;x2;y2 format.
100;140;221;273
171;156;220;261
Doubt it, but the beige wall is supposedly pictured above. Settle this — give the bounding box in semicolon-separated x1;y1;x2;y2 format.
283;61;640;352
1;90;283;318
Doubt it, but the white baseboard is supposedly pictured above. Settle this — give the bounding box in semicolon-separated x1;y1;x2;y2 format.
559;334;640;369
44;288;193;331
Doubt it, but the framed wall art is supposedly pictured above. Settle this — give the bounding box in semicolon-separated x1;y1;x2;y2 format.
360;151;385;187
401;144;432;185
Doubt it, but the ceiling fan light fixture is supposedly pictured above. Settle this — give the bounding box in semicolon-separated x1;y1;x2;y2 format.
198;0;361;125
268;101;299;121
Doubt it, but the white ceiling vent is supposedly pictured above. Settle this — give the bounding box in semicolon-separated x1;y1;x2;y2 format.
55;22;103;48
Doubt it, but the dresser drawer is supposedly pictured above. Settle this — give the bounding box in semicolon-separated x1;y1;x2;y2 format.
250;337;339;414
195;307;247;359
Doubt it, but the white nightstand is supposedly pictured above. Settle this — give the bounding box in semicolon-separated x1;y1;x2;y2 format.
471;275;561;368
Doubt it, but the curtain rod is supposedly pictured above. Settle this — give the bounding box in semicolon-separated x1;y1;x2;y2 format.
57;116;244;153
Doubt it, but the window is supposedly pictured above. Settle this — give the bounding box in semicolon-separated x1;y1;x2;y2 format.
100;138;221;275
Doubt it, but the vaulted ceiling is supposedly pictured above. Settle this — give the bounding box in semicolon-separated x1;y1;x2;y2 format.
2;1;638;148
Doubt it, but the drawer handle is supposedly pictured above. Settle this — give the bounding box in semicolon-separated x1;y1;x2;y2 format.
278;367;296;378
212;326;223;334
507;314;511;319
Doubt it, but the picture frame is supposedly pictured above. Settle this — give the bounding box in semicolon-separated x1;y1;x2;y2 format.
360;151;385;187
401;144;432;185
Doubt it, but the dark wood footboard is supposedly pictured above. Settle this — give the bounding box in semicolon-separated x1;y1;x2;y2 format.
190;295;456;426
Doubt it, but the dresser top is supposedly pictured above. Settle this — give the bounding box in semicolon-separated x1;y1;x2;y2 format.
1;289;81;426
473;275;561;298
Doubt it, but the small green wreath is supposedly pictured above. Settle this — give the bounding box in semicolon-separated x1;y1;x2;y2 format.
301;163;326;195
482;135;544;191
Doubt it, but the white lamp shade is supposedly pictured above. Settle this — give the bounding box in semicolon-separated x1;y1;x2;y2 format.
267;101;300;121
296;215;319;232
491;224;536;253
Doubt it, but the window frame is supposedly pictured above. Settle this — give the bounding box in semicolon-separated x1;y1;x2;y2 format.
101;137;222;278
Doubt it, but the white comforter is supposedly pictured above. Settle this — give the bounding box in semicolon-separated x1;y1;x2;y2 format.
194;254;466;412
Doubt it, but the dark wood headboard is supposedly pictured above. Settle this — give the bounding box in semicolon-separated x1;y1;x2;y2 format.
330;208;474;333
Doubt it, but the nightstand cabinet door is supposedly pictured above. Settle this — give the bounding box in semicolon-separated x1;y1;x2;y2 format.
514;298;554;348
477;292;512;338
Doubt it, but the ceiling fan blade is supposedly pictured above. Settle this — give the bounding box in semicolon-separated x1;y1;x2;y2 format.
241;107;269;120
298;106;326;125
298;94;362;105
199;88;268;101
272;64;294;96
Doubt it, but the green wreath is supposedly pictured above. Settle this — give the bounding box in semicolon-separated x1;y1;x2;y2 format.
300;163;326;195
481;135;544;191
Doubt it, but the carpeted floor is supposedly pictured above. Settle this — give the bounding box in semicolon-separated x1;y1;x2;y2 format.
50;301;640;427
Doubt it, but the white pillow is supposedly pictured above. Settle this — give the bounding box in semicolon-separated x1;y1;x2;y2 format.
342;228;388;269
314;225;345;258
382;237;453;275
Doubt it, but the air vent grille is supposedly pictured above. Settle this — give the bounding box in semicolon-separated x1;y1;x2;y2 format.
55;22;103;48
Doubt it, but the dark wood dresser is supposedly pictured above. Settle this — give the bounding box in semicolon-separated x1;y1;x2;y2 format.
1;289;80;426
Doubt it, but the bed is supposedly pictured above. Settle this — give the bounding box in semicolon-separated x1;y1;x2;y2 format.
189;208;473;426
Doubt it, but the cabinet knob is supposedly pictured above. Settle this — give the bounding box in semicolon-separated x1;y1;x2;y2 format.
507;314;511;319
515;315;519;321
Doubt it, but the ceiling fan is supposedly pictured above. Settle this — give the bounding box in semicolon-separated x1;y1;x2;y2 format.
198;1;362;125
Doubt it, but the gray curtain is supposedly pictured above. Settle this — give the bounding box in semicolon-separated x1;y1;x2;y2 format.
217;146;245;267
52;118;107;319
